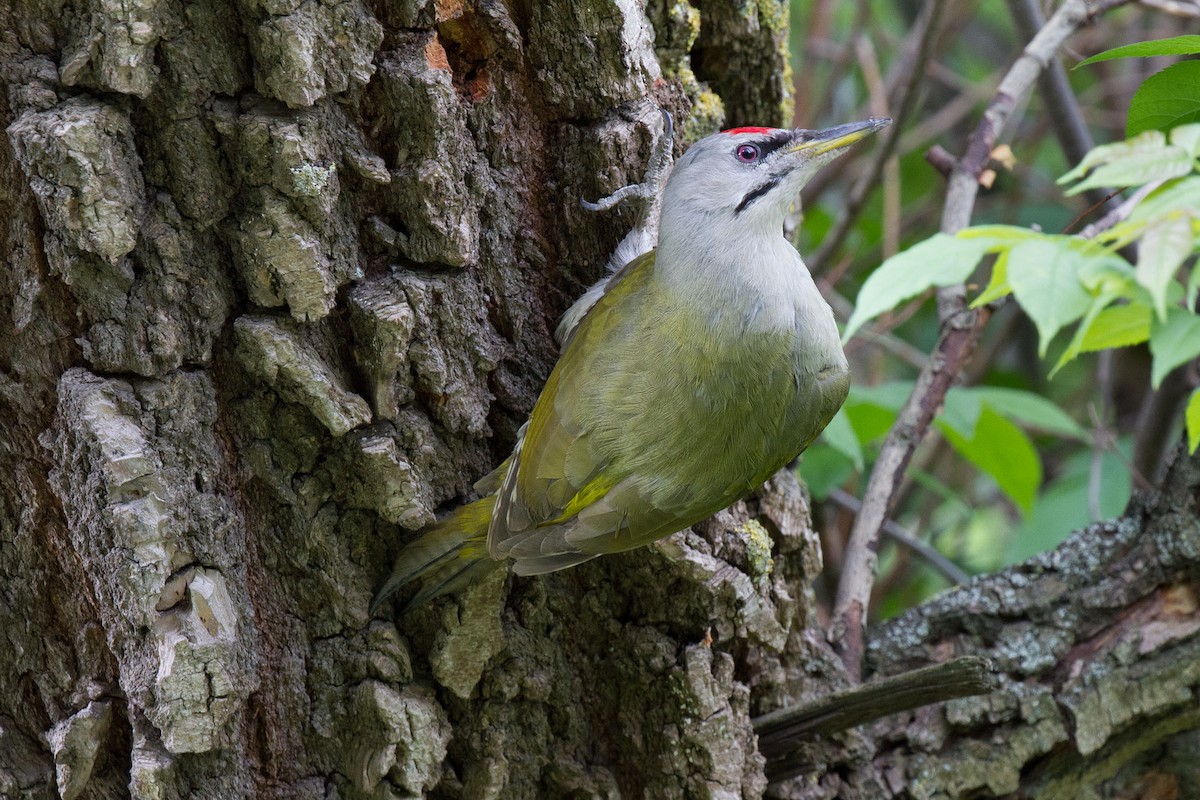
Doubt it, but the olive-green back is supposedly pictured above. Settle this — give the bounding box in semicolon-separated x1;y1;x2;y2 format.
488;250;848;574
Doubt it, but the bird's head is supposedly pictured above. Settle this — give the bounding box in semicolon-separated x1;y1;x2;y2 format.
660;117;892;235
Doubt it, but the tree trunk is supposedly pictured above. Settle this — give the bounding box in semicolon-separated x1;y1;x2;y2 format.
0;2;1196;799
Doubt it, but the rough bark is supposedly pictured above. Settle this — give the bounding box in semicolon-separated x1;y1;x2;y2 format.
772;445;1200;799
0;1;1195;800
884;533;1197;796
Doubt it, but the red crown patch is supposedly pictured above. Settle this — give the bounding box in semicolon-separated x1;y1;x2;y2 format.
721;126;775;135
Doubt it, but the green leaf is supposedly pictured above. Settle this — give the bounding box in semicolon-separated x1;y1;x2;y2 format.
796;445;857;500
1128;61;1200;137
1051;290;1122;376
1056;293;1108;379
1171;123;1200;159
1137;212;1195;321
844;234;990;341
967;386;1088;439
819;408;864;472
1149;307;1200;387
1059;130;1193;194
970;249;1011;308
957;225;1047;247
1129;176;1200;224
842;405;897;445
840;382;911;444
847;381;914;410
1009;440;1132;563
1059;130;1164;184
1076;35;1200;67
1188;390;1200;453
1096;217;1150;252
1006;239;1094;357
938;407;1041;513
939;389;984;439
1079;303;1152;352
1076;250;1136;293
957;226;1058;309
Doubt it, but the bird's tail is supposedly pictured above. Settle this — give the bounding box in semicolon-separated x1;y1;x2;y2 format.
370;496;501;614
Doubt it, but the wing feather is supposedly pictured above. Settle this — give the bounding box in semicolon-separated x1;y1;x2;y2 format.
490;251;658;559
486;247;847;575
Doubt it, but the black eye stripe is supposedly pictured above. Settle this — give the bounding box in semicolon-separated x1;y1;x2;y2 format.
753;131;792;159
735;175;782;214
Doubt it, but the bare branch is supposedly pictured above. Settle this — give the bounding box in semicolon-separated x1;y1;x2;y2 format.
828;488;970;585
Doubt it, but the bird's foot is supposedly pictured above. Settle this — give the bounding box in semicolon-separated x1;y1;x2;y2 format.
580;108;674;215
579;109;674;278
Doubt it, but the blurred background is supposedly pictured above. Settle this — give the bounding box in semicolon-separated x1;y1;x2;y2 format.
782;1;1198;619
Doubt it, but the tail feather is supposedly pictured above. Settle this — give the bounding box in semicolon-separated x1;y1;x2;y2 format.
370;496;501;614
401;553;499;613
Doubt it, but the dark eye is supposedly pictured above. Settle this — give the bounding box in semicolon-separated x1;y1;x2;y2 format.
735;144;760;163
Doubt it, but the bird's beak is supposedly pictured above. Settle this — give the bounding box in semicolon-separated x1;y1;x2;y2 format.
787;116;892;156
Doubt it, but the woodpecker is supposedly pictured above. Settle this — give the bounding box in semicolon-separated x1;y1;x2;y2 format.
372;115;892;612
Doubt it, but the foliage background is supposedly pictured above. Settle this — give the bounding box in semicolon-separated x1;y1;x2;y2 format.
789;1;1199;619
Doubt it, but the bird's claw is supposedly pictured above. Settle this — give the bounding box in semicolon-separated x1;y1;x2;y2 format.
581;183;647;212
581;109;674;213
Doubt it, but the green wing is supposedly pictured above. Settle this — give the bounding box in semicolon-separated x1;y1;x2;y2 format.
489;251;672;569
487;249;846;575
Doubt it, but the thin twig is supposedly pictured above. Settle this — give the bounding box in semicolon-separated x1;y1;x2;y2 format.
830;0;1133;680
1077;179;1165;238
829;489;970;584
1063;190;1122;234
810;0;951;271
